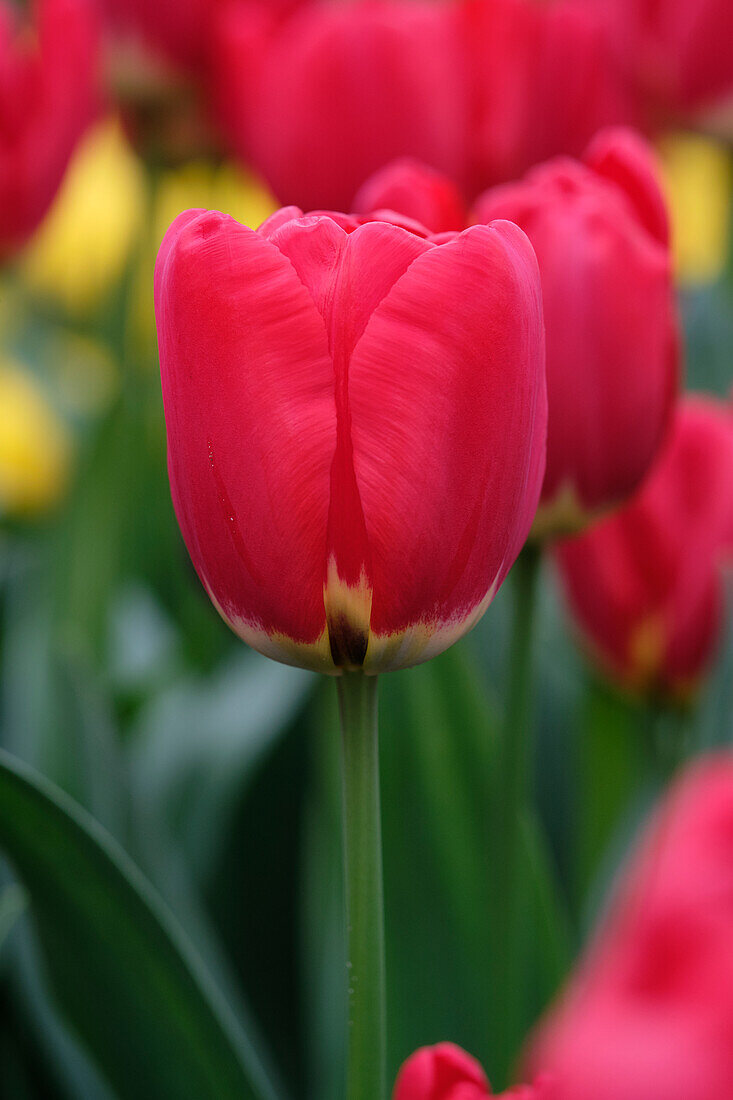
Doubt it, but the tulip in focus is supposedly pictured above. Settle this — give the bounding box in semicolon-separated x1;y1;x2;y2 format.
474;127;679;537
555;395;733;701
0;0;98;258
155;205;546;673
528;753;733;1099
393;1042;550;1099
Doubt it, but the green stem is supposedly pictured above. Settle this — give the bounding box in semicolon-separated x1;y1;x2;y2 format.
336;671;385;1100
490;543;541;1084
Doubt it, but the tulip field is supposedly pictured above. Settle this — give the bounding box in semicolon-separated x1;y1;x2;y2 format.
1;2;733;1099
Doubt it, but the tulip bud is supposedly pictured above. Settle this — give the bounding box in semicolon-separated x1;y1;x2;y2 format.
0;0;98;258
473;127;679;537
353;159;466;236
155;206;546;673
393;1042;551;1100
555;395;733;702
527;754;733;1099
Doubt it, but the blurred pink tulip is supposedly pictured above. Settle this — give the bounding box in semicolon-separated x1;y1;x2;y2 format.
528;754;733;1098
0;0;98;257
214;1;466;211
589;0;733;121
353;159;466;235
555;395;733;699
393;1042;551;1099
474;128;679;537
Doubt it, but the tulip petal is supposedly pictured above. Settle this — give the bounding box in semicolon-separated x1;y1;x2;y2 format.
348;221;546;669
155;209;337;670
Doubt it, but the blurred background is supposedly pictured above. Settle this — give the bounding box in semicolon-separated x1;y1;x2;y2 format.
0;0;732;1097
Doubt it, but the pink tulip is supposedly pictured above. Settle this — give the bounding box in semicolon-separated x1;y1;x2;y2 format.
0;0;98;257
213;1;467;211
155;206;546;673
589;0;733;120
473;127;679;537
528;754;733;1098
353;159;467;236
555;395;733;699
393;1042;551;1099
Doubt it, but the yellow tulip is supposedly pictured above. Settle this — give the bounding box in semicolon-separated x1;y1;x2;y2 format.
0;360;72;517
21;117;147;314
658;132;732;286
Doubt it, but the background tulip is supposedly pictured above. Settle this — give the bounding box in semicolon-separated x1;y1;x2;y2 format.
0;0;98;258
393;1042;551;1099
527;754;733;1099
213;1;467;211
473;127;679;537
555;395;733;700
353;159;467;236
155;206;546;674
590;0;733;121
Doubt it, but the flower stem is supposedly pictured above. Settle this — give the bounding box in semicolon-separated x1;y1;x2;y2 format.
336;671;385;1100
490;543;541;1084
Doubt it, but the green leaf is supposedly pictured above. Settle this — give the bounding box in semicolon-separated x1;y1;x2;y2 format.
0;749;280;1100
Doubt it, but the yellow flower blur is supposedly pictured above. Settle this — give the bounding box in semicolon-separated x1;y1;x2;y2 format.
659;132;733;286
0;360;72;518
21;117;147;314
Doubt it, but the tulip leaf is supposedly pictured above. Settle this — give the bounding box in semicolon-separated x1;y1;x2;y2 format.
0;749;279;1100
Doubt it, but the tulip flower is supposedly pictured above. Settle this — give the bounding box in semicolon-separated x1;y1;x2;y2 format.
527;754;733;1099
473;127;679;537
213;1;467;211
555;395;733;701
393;1042;550;1099
156;202;546;1100
353;159;467;236
155;206;546;675
0;0;98;258
589;0;733;121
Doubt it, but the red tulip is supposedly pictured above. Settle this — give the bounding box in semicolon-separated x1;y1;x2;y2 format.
393;1042;551;1099
353;159;467;236
154;205;546;673
0;0;98;257
555;395;733;700
589;0;733;120
527;754;733;1098
459;0;636;193
473;127;679;537
103;0;302;76
213;1;467;211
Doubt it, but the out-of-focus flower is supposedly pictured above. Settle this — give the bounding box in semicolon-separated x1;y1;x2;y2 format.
393;1042;551;1099
20;116;145;314
474;127;679;538
353;159;466;235
0;359;72;518
102;0;302;76
0;0;99;259
591;0;733;122
213;1;467;211
155;206;546;673
460;0;636;193
527;754;733;1098
658;132;733;286
555;395;733;701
